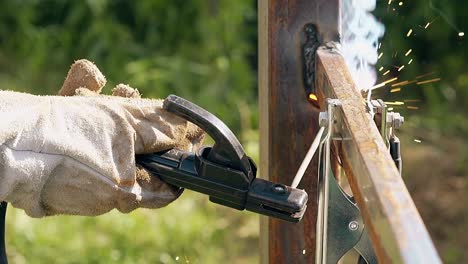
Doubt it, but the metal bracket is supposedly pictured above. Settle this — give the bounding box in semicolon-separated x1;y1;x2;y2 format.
369;99;404;174
369;99;389;147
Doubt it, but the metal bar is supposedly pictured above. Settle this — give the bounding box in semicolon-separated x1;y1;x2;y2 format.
291;126;325;189
315;99;341;264
321;101;335;264
316;47;441;263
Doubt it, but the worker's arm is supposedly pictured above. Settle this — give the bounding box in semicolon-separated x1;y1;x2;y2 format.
0;60;204;217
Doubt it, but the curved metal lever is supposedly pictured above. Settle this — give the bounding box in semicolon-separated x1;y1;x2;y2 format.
163;95;253;180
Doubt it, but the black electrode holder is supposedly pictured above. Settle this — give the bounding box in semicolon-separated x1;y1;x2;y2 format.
137;95;308;222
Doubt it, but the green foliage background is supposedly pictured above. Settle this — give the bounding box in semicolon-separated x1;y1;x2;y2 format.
0;1;259;263
0;0;466;263
376;0;468;137
375;1;468;263
0;0;258;134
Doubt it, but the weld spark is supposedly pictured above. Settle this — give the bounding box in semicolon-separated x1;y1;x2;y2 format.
404;99;421;103
385;101;405;106
392;80;409;87
417;78;441;85
406;29;413;37
371;77;398;90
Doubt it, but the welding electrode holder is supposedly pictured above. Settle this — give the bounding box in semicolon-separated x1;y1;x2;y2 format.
136;95;308;222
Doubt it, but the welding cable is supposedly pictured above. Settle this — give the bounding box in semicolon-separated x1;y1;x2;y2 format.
291;126;326;188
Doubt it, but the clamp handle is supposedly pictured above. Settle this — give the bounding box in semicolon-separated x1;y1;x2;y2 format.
164;95;253;180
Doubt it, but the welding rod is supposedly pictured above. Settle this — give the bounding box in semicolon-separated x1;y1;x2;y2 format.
291;126;326;188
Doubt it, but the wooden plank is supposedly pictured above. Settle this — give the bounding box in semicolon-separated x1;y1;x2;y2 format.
316;47;441;263
258;1;339;263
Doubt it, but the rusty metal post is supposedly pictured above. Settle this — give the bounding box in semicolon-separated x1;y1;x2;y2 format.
258;1;340;263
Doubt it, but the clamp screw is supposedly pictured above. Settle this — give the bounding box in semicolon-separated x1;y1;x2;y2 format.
348;221;359;231
319;112;329;127
271;184;287;194
387;112;405;129
393;113;405;129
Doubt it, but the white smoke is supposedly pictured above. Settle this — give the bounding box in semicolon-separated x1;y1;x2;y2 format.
340;0;385;92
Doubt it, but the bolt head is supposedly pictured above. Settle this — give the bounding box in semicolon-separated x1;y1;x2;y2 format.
319;112;328;127
387;112;405;129
271;184;287;194
393;113;405;129
348;221;359;231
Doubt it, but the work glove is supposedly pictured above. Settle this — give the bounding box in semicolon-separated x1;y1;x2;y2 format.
0;60;204;217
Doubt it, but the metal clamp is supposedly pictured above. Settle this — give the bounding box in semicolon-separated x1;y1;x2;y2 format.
315;98;377;264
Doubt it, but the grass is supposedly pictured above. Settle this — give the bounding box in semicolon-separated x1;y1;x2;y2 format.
5;192;259;263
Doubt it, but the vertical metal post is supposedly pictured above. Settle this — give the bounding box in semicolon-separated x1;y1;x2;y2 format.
258;1;340;263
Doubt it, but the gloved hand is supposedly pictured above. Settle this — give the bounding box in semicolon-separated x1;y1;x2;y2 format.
0;60;204;217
